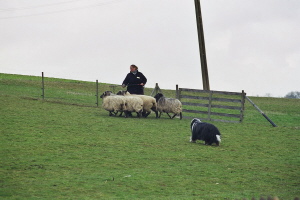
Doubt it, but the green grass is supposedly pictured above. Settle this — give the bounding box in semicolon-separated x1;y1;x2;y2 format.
1;73;299;199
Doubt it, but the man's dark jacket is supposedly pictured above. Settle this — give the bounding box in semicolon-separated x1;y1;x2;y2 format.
122;71;147;94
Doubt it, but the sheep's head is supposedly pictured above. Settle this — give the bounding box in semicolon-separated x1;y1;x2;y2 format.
117;90;130;95
117;90;126;95
154;93;164;102
100;91;114;98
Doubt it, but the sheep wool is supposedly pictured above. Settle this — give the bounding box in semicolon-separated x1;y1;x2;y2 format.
121;95;143;117
100;91;126;116
117;91;157;117
154;93;182;119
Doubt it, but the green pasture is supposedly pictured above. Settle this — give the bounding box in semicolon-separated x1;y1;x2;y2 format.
0;73;299;199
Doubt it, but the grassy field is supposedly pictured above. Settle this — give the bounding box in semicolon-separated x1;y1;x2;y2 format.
1;73;299;199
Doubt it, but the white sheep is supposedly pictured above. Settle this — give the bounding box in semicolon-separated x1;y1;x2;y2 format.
117;90;157;117
154;93;182;119
120;95;144;118
100;91;126;116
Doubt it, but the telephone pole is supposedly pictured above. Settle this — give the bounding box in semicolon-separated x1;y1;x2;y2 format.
194;0;210;90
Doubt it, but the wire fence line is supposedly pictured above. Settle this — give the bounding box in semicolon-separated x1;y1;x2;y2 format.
39;73;166;107
0;72;162;107
40;72;126;107
1;72;278;125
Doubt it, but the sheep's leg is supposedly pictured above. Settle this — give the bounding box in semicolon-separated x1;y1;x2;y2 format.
110;111;119;116
144;112;151;118
118;112;123;117
151;107;157;112
109;111;115;116
179;112;182;120
141;111;147;117
166;112;173;119
158;112;162;118
143;111;151;118
124;111;132;117
171;114;177;119
137;110;143;118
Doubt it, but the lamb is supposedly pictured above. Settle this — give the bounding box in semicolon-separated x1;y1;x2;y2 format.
117;90;157;117
100;91;126;116
154;93;182;119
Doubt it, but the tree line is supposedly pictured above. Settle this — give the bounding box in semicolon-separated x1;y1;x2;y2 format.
284;91;300;99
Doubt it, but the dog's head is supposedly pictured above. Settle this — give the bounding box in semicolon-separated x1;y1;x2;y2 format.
190;118;201;130
191;118;201;125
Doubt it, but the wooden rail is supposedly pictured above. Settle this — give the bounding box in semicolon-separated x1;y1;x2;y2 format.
176;87;246;123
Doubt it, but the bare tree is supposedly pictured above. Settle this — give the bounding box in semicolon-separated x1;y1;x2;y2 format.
284;91;300;99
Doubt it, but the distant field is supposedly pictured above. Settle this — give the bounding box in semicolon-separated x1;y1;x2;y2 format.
1;73;299;199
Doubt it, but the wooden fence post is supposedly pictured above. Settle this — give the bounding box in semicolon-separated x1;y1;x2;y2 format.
155;83;158;95
176;85;179;99
240;90;246;122
150;83;162;96
208;91;212;121
41;72;45;100
95;80;99;107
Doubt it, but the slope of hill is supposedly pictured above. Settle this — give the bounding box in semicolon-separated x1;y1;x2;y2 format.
1;73;299;199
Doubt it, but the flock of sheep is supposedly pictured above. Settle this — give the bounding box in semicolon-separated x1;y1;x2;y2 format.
100;90;182;119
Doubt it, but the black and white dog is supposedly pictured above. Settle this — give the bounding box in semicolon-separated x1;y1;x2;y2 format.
190;118;221;146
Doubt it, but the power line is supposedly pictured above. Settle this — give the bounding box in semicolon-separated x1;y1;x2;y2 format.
0;0;125;20
0;0;89;12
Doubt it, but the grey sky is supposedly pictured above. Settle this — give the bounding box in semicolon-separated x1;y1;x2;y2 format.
1;0;299;97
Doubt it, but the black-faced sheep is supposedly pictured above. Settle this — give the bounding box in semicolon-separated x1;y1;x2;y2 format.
154;93;182;119
100;91;126;116
117;90;157;117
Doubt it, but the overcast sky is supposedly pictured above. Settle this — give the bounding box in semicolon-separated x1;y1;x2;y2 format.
1;0;299;97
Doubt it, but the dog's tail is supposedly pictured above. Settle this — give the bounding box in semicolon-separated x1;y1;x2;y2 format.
216;135;221;142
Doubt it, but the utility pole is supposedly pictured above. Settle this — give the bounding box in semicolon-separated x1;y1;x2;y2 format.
194;0;210;90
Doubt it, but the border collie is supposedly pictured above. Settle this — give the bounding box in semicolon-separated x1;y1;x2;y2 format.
190;118;221;146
